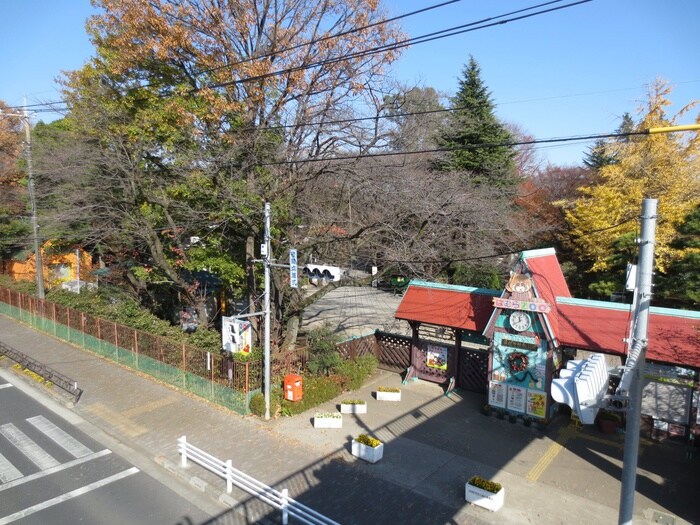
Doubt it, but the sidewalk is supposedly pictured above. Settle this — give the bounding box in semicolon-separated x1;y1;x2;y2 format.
0;314;695;524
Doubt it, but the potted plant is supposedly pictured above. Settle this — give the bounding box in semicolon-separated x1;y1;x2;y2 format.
313;412;343;429
465;475;504;512
340;399;367;414
351;434;384;463
481;404;491;416
597;411;623;435
375;386;401;401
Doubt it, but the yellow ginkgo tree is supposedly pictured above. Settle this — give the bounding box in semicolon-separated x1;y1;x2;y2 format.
563;79;700;279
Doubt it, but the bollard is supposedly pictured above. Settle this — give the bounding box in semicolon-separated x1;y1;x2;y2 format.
281;488;288;525
179;435;187;467
226;459;233;493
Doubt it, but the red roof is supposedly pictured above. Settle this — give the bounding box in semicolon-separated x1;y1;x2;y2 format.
523;248;572;337
394;282;497;331
557;299;700;368
394;248;700;369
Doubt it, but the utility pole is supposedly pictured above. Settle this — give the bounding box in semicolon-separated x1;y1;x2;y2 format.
23;105;45;300
617;198;657;525
263;202;271;420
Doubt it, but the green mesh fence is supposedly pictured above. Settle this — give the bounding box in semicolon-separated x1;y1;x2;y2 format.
0;292;251;415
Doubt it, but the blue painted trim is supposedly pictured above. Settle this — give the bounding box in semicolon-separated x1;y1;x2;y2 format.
408;279;500;296
556;296;700;319
521;247;556;260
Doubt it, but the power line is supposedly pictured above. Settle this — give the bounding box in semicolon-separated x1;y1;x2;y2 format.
203;1;590;92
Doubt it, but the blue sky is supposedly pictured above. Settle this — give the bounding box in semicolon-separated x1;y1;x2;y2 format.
1;0;698;166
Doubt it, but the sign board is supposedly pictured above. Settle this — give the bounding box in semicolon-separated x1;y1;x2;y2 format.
426;344;447;370
493;297;552;313
489;382;506;408
507;385;527;413
221;316;252;354
289;249;298;288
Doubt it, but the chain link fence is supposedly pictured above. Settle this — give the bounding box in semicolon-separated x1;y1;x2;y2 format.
0;288;261;415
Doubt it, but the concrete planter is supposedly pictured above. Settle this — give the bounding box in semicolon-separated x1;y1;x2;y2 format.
340;402;367;414
351;439;384;463
375;390;401;402
313;414;343;428
465;483;504;512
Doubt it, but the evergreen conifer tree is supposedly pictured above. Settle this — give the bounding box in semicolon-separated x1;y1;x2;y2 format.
434;56;515;186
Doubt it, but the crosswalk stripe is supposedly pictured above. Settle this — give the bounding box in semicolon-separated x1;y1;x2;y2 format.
0;449;112;492
0;453;22;484
0;466;139;524
0;424;60;471
26;416;93;458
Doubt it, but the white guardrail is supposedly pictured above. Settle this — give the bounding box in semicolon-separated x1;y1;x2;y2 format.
177;436;340;525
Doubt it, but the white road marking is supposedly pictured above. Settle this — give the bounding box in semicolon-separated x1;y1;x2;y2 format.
0;466;139;524
0;449;112;492
26;415;93;458
0;424;59;470
0;384;12;390
0;453;22;484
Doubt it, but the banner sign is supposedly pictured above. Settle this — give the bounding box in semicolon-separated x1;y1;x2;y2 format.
493;297;552;313
222;316;252;354
289;249;298;289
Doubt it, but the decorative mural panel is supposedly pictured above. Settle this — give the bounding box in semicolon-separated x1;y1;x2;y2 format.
488;310;551;419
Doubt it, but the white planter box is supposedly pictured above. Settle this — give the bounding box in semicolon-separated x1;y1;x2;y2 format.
465;483;504;512
351;440;384;463
340;403;367;414
313;414;343;428
376;390;401;401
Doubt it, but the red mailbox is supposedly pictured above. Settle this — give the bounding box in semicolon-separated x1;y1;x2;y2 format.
284;374;303;402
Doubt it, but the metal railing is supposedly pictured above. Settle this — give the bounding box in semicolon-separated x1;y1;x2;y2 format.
177;436;339;525
0;340;83;402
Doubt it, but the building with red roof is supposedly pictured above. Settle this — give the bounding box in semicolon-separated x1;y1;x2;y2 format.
395;248;699;431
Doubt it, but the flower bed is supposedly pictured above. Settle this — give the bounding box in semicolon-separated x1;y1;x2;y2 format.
340;399;367;414
313;412;343;429
375;386;401;401
351;434;383;463
465;476;504;512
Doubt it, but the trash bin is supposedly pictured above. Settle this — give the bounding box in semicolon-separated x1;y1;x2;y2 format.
284;374;303;402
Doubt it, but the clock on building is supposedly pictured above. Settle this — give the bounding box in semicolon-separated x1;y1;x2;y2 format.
509;311;531;332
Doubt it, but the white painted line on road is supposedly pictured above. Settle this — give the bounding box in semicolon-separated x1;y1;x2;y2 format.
0;384;12;390
0;466;139;524
0;424;60;471
0;449;112;492
26;415;93;458
0;452;22;484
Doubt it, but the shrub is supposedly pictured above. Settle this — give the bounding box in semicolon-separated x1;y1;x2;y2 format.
280;375;342;416
377;386;400;393
306;323;342;376
333;354;378;390
249;392;266;417
341;399;366;405
355;434;382;448
314;412;342;419
468;476;502;494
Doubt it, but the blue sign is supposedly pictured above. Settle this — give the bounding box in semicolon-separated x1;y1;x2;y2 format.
289;249;298;288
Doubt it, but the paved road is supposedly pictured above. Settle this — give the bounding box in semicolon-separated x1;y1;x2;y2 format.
0;372;210;525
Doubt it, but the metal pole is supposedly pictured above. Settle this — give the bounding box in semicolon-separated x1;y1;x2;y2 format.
618;198;657;525
264;202;271;420
23;105;45;299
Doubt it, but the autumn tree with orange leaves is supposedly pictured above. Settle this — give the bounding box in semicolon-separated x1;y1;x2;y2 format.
58;0;403;328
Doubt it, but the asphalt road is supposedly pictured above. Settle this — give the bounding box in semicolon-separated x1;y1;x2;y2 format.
0;375;210;525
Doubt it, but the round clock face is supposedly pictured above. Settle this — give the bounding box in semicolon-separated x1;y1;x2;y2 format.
509;311;531;332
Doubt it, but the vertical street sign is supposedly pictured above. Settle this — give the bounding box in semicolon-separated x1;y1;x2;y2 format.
289;249;298;288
